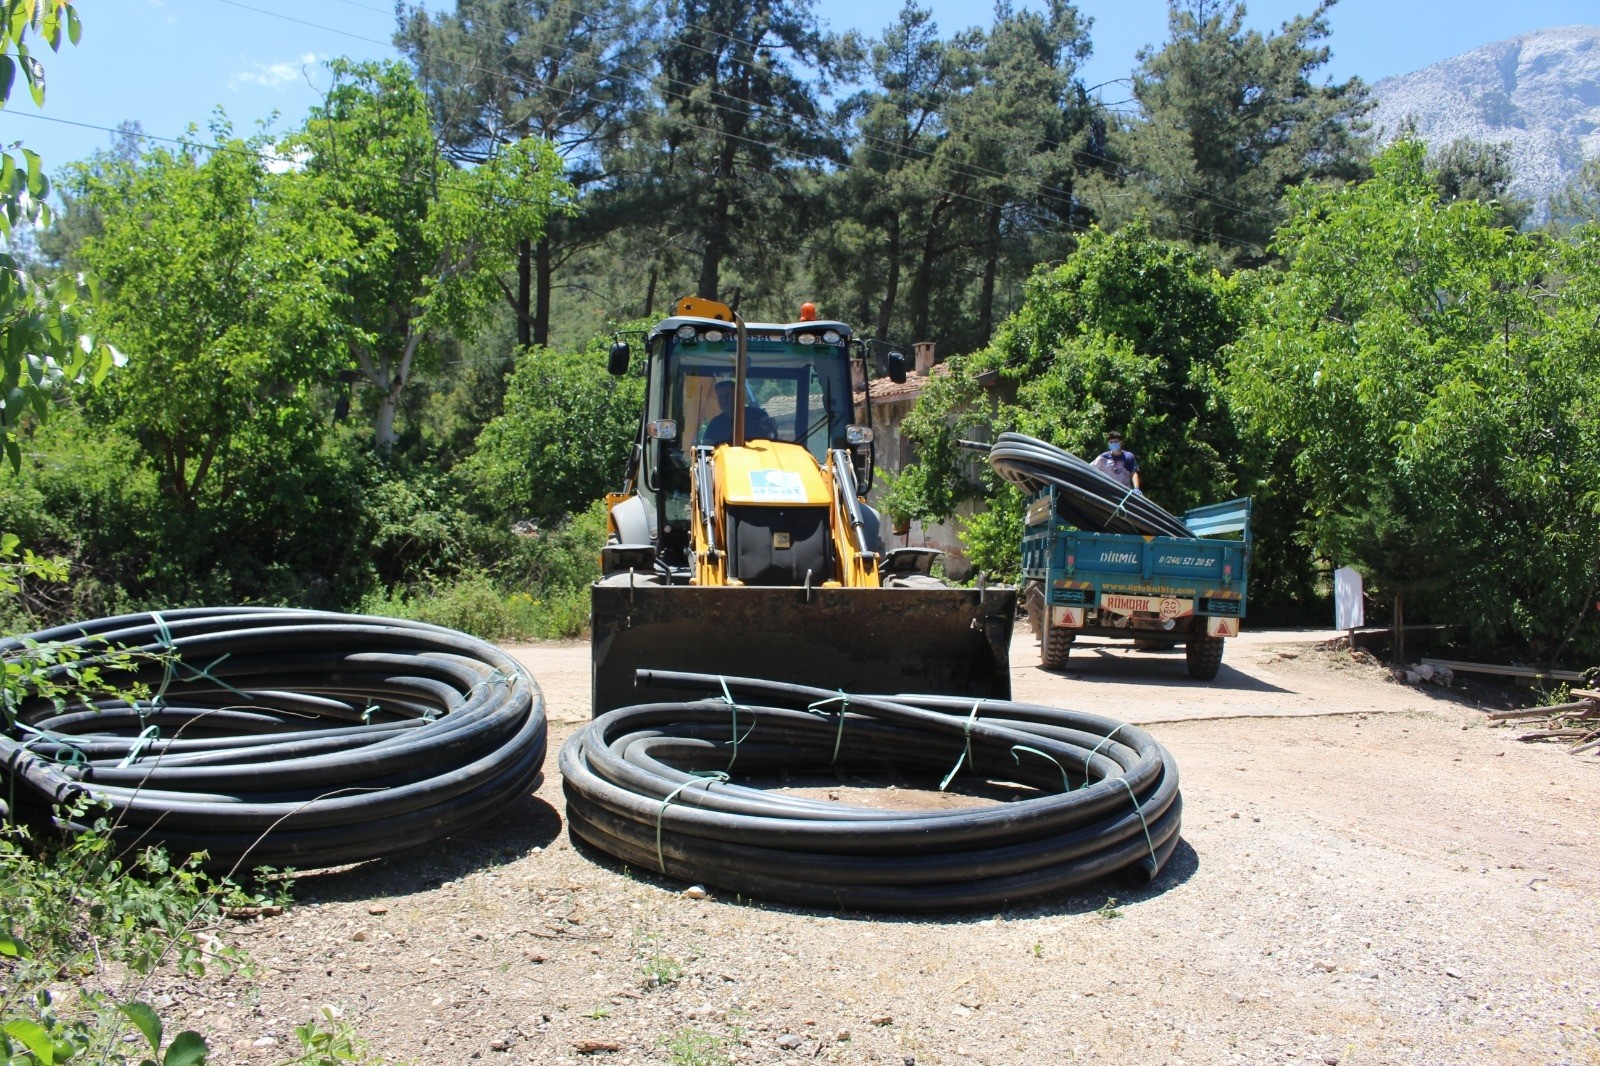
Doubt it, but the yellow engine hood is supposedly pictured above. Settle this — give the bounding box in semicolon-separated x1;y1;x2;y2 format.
715;441;831;506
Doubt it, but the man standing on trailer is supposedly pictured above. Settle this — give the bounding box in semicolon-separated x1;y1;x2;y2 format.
1092;430;1141;493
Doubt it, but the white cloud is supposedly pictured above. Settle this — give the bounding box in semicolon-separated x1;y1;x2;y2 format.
230;53;321;92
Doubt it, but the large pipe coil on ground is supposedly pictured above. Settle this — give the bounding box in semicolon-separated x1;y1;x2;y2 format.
0;608;546;872
987;431;1193;538
561;670;1182;911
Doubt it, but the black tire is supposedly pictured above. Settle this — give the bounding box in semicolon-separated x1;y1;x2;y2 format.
1025;582;1073;670
1041;620;1073;669
1186;636;1225;680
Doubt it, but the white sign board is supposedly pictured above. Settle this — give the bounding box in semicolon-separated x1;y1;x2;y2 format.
1334;566;1364;630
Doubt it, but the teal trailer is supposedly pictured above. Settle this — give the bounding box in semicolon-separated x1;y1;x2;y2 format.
1021;489;1252;680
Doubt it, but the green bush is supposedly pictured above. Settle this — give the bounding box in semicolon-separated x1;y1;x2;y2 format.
361;575;592;641
360;499;607;641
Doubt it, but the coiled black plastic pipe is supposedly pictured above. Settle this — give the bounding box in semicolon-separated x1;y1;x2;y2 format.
987;431;1193;538
0;608;546;872
560;670;1181;911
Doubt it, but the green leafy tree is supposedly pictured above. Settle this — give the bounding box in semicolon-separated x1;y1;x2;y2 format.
68;124;351;509
0;0;120;470
463;338;645;522
1227;141;1600;662
291;59;571;451
1100;0;1370;265
889;223;1323;618
985;223;1243;508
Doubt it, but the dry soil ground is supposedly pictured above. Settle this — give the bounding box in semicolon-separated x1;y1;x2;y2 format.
170;630;1600;1066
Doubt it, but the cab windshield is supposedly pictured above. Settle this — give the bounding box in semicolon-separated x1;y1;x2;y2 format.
644;335;856;512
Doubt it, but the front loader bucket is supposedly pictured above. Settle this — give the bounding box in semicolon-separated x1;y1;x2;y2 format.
590;584;1016;714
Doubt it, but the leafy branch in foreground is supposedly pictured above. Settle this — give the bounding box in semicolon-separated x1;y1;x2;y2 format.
0;0;123;472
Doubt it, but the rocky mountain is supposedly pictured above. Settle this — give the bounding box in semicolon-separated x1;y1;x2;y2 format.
1368;25;1600;215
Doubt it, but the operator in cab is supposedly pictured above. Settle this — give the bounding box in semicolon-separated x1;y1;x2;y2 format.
700;377;777;445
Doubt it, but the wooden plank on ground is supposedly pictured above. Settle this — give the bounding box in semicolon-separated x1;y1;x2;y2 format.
1487;702;1598;721
1419;658;1588;682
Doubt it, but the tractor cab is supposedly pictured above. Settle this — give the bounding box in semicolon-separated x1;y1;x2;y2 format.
608;299;890;576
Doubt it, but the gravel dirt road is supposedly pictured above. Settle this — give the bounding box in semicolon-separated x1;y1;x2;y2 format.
179;630;1600;1065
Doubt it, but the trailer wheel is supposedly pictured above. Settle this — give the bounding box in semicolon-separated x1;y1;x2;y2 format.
1026;582;1073;670
1185;636;1225;680
1041;617;1073;669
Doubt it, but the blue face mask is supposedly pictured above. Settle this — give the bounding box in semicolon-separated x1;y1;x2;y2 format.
1108;441;1122;453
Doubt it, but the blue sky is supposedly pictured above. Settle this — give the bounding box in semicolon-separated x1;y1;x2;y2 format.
3;0;1597;175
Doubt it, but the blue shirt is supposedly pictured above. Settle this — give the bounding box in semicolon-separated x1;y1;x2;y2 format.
1093;448;1139;488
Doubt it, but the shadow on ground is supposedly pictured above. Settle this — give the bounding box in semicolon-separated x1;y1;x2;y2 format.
566;814;1200;927
1042;648;1292;694
290;786;565;903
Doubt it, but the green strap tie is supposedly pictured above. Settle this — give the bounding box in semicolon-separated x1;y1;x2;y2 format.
1078;724;1125;788
805;690;850;763
13;722;88;769
1106;484;1139;525
939;699;985;792
149;611;250;706
117;723;160;769
656;771;729;874
1010;744;1071;792
148;611;177;712
715;677;757;774
466;668;514;700
1115;776;1159;871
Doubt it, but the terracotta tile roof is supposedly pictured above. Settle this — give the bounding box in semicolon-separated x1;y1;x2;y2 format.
854;361;951;404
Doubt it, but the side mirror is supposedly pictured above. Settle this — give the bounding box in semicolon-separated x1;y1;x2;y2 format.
887;351;907;384
608;340;631;376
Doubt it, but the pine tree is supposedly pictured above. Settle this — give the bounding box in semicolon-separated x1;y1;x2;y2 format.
1104;0;1370;265
397;0;655;346
652;0;843;303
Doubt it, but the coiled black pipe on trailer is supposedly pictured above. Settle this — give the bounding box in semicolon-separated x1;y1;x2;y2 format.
985;432;1192;538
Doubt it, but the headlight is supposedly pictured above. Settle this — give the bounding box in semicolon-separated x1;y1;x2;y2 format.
796;332;816;345
821;329;841;345
676;325;698;342
703;329;724;343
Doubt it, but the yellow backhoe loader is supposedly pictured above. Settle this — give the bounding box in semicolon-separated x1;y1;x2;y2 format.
591;297;1015;713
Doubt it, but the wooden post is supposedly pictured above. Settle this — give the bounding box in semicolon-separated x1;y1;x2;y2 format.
1393;593;1405;668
